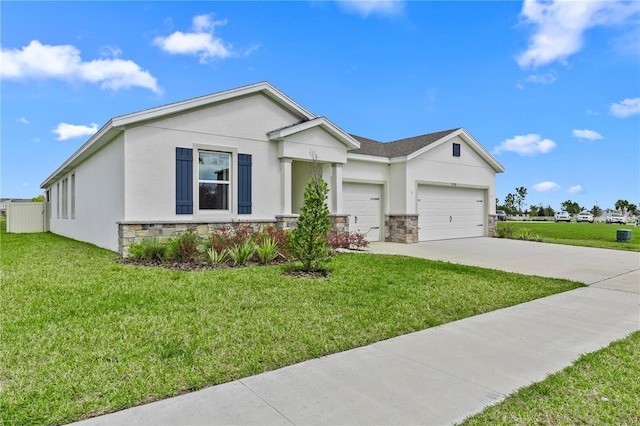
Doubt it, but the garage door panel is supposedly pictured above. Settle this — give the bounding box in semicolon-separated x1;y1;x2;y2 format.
418;186;484;241
343;183;382;242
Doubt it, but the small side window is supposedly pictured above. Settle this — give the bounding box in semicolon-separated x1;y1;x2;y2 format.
453;143;461;157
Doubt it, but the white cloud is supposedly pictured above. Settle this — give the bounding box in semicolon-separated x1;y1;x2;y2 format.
153;14;235;63
52;122;99;141
517;0;639;68
337;0;405;17
568;185;583;194
525;72;557;85
610;97;640;118
494;134;556;156
0;40;160;93
532;181;561;192
17;117;29;124
572;129;603;140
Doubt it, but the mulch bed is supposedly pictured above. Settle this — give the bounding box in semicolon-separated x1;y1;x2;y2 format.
115;257;330;278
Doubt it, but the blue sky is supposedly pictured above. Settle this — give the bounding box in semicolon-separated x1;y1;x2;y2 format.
2;1;639;212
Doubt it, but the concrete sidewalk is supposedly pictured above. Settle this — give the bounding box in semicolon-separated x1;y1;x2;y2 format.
74;239;639;426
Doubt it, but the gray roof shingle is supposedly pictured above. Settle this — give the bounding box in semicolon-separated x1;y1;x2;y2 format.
350;128;461;158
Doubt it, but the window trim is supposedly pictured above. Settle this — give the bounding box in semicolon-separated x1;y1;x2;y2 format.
453;143;461;157
193;144;238;216
70;173;76;219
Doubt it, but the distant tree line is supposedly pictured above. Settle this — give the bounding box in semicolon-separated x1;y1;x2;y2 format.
497;188;638;218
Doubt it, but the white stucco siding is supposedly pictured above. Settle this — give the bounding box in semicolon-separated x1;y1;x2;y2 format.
278;127;349;164
141;93;302;142
342;159;390;214
48;135;125;251
122;93;301;221
406;136;496;215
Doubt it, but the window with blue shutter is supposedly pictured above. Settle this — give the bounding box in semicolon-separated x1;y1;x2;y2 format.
237;154;252;214
176;148;193;214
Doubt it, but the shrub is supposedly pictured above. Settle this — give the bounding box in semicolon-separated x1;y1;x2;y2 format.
261;227;291;259
496;226;513;239
289;168;331;272
228;240;257;266
208;222;252;254
206;248;229;266
127;238;168;262
512;227;543;242
168;229;200;262
255;236;281;264
348;232;370;250
327;231;350;249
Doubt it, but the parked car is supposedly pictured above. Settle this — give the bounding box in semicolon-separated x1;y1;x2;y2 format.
636;216;640;226
554;211;571;222
606;212;627;224
576;211;594;223
496;210;507;221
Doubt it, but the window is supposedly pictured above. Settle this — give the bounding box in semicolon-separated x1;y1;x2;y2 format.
198;151;230;211
453;143;461;157
61;178;68;219
71;174;76;219
56;183;60;219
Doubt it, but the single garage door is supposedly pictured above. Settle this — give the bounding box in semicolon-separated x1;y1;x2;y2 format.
418;186;485;241
343;182;382;241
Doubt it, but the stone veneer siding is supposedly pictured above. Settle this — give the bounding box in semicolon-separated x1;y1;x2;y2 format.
384;215;419;243
328;214;349;234
118;215;353;256
118;220;277;257
487;214;498;237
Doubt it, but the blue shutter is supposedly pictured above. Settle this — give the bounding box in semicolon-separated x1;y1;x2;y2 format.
237;154;252;214
176;148;193;214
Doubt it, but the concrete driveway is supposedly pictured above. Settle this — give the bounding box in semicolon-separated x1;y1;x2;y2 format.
369;238;640;293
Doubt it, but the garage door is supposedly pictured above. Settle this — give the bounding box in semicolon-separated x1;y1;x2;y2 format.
343;183;382;242
418;186;485;241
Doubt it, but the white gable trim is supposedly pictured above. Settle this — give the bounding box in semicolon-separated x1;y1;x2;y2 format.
112;82;315;127
406;128;505;172
41;82;317;189
267;117;361;150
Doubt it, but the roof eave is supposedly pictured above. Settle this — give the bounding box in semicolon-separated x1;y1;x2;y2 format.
268;117;361;150
40;121;121;188
113;82;315;127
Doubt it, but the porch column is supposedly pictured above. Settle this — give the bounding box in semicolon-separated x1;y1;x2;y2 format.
331;163;343;214
281;158;292;214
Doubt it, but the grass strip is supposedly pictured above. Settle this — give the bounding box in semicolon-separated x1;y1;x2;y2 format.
460;331;640;425
498;221;640;252
1;231;582;425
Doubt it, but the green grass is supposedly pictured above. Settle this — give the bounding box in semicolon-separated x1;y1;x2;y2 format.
460;331;640;425
0;231;582;425
498;221;640;251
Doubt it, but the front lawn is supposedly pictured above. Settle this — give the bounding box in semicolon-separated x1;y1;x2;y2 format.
0;231;583;425
498;221;640;252
460;331;640;425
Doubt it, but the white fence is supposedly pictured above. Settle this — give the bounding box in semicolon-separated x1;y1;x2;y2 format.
6;202;45;233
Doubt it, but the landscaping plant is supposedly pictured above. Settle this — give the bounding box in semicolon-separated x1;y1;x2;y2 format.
227;239;257;266
255;236;281;264
127;237;168;261
168;228;200;262
289;166;331;272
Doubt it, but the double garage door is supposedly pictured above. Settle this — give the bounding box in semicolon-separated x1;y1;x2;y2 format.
343;183;486;242
418;186;485;241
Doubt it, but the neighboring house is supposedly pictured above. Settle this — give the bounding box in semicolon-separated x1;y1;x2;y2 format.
40;82;504;255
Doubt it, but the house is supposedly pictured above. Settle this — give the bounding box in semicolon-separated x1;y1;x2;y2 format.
40;82;504;255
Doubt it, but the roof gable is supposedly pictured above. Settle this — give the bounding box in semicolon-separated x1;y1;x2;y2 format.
41;82;317;188
348;128;504;173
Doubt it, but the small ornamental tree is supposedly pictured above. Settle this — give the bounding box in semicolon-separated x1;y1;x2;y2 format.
290;165;331;272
